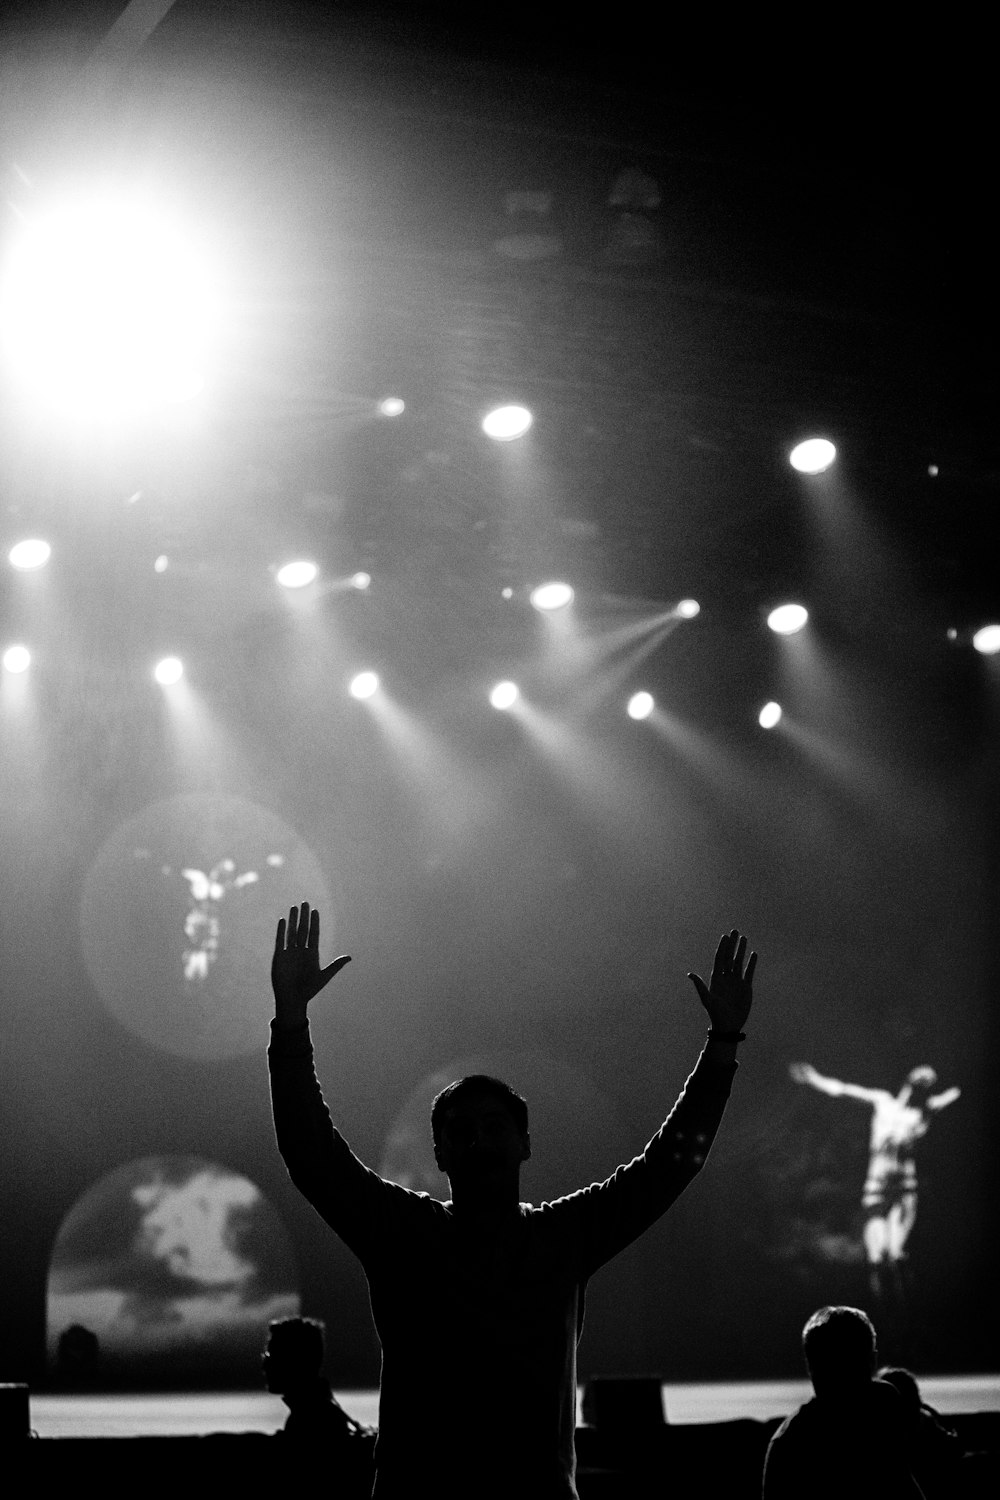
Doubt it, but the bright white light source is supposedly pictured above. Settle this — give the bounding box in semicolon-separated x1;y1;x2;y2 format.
349;671;379;700
379;397;405;416
482;405;533;441
9;538;51;570
677;598;700;618
759;701;782;729
276;560;318;589
530;581;574;611
154;555;169;573
0;191;218;415
489;680;519;710
973;624;1000;655
351;571;372;590
767;603;809;635
3;644;31;673
154;656;183;685
501;587;513;600
789;438;837;474
627;691;654;720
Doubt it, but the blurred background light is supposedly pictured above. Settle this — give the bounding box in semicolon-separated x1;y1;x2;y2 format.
530;581;574;612
351;571;372;590
3;644;31;674
789;438;837;474
276;560;318;589
759;701;782;729
489;680;519;710
676;598;700;619
349;671;379;699
972;624;1000;655
9;538;51;570
482;404;533;441
154;657;184;686
378;397;405;416
767;603;809;635
627;691;654;720
154;555;169;573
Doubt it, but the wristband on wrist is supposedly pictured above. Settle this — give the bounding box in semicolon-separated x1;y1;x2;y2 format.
707;1028;746;1043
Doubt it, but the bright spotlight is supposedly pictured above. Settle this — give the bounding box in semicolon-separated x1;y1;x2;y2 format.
482;405;533;441
759;701;782;729
767;603;809;635
154;555;169;573
789;438;837;474
276;560;318;589
489;680;519;710
9;538;51;570
351;571;372;590
530;581;574;611
973;624;1000;655
349;671;379;700
378;397;405;416
676;598;700;618
3;644;31;673
154;656;183;685
627;691;654;720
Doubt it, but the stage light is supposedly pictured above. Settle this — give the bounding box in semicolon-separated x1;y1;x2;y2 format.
349;671;379;699
154;657;184;685
627;691;654;720
530;582;574;612
789;438;836;474
276;560;318;589
677;599;700;618
3;644;31;673
482;405;533;441
767;603;809;635
9;539;51;570
489;680;519;710
379;397;405;416
973;624;1000;655
759;701;782;729
351;571;372;590
154;555;169;573
501;587;513;600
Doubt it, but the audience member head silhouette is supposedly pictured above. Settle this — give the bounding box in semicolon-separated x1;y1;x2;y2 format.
431;1074;530;1209
801;1305;878;1400
55;1323;101;1385
262;1316;325;1396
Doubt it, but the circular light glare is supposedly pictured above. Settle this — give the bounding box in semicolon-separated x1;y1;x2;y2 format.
349;671;379;700
759;701;782;729
677;598;700;619
9;538;51;570
3;644;31;673
767;603;809;635
973;624;1000;655
378;397;405;416
627;691;654;720
789;438;837;474
154;555;169;573
154;656;183;686
351;571;372;590
489;680;519;710
529;581;574;612
276;560;318;589
482;405;533;441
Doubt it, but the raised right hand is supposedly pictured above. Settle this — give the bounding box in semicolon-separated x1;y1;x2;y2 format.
271;902;350;1027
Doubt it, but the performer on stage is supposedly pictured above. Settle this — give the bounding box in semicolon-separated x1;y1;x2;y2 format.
789;1060;960;1320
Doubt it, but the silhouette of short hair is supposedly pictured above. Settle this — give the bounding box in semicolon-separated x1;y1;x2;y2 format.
430;1074;529;1147
802;1305;877;1392
876;1365;922;1414
266;1316;325;1375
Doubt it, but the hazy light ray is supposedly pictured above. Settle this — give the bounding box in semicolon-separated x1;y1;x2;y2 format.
645;710;763;808
779;717;922;824
9;538;51;570
361;693;491;844
790;438;837;473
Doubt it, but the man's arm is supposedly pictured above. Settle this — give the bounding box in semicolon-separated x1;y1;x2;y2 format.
927;1085;960;1112
789;1061;884;1104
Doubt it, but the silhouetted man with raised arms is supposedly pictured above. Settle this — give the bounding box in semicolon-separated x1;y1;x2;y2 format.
269;902;756;1499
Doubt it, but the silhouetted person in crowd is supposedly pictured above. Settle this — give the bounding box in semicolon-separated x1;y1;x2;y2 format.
762;1305;924;1499
269;903;757;1499
264;1316;376;1492
54;1323;100;1387
877;1366;979;1498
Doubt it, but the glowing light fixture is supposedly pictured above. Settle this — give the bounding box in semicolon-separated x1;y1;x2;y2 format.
759;701;782;729
9;538;51;570
3;644;31;673
351;571;372;590
973;624;1000;655
154;555;169;573
378;397;405;416
767;603;809;635
482;405;533;441
789;438;837;474
489;680;519;710
276;560;318;589
154;656;183;685
530;581;574;612
627;691;654;720
349;671;379;700
677;598;700;618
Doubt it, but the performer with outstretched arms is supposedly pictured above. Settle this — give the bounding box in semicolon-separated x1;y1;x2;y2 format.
269;904;757;1499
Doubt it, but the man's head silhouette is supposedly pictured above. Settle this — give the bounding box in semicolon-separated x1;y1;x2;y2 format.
431;1075;530;1204
802;1305;877;1399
